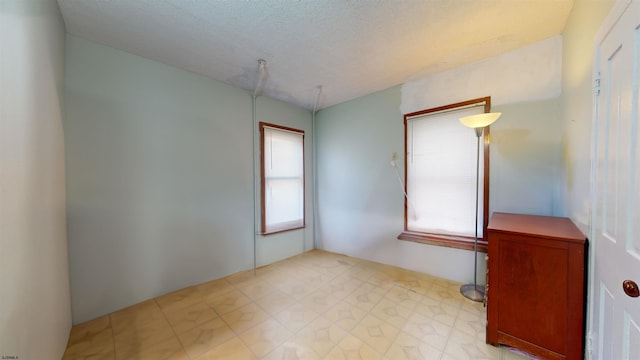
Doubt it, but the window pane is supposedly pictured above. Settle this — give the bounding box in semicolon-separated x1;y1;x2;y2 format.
265;128;303;178
261;124;305;234
265;178;304;232
407;107;485;237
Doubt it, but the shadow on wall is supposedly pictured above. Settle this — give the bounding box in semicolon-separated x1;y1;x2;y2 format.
490;98;564;217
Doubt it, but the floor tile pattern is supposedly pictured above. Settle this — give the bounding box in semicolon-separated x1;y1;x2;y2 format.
62;250;534;359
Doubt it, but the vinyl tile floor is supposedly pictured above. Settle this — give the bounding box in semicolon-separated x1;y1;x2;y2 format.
62;250;533;360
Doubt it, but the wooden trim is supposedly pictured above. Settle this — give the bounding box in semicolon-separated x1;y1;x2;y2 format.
398;231;488;253
260;122;305;135
404;96;491;119
261;225;306;236
260;123;266;234
402;96;493;250
483;98;491;241
259;122;305;235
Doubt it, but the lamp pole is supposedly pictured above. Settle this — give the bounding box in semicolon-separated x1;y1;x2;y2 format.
458;112;501;302
460;127;484;301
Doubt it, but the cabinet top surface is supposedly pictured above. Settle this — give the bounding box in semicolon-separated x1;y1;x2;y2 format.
488;212;586;243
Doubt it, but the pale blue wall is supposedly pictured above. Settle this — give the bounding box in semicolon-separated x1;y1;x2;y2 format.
491;98;564;216
0;0;71;358
64;35;312;323
316;75;564;284
560;0;615;356
561;0;615;233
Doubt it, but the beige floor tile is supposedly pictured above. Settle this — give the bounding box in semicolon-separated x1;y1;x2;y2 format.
221;302;271;334
298;288;342;314
367;271;398;291
385;284;423;310
325;334;383;360
292;267;334;285
67;315;112;346
326;275;364;296
273;302;320;333
63;348;115;360
236;278;279;301
238;318;293;357
276;278;317;300
195;278;234;299
115;335;187;360
403;311;451;351
109;300;165;335
427;282;466;306
254;289;296;316
395;276;429;295
262;340;322;360
256;268;295;287
63;319;115;360
370;297;413;329
63;250;510;360
414;295;460;326
460;296;486;314
163;301;218;334
342;265;374;282
195;337;256;360
205;288;253;315
225;270;257;285
344;283;385;312
112;316;175;351
385;331;443;360
350;314;400;354
454;306;486;337
324;301;367;332
155;286;204;313
296;317;348;356
443;329;502;360
177;317;236;359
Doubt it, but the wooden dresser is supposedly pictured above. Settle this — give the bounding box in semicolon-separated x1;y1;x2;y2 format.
486;212;587;360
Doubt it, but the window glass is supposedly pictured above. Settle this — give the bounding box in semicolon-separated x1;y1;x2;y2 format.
261;123;305;234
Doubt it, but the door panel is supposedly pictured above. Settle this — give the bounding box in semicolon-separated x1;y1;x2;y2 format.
592;1;640;359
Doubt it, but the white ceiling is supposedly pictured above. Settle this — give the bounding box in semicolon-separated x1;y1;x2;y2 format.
56;0;574;110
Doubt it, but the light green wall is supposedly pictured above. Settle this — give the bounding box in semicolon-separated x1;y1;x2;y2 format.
316;86;485;283
491;98;564;216
316;47;564;285
64;35;312;323
0;0;71;358
561;0;615;356
562;0;615;233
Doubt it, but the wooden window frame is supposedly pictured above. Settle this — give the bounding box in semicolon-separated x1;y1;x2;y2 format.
260;122;305;235
397;97;492;252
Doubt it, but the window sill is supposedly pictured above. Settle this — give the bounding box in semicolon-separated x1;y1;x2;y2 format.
397;231;488;253
261;225;306;236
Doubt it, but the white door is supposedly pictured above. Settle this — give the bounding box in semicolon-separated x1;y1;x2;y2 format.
591;1;640;359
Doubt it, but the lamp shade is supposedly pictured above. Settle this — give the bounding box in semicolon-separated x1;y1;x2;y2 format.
459;112;501;129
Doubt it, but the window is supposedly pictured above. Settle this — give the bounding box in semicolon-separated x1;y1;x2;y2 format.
398;97;492;252
260;122;305;235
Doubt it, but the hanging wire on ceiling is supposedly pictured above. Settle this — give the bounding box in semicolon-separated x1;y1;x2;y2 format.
253;59;267;97
251;59;267;275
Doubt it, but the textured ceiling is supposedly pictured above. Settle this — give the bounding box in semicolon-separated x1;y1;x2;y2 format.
56;0;574;110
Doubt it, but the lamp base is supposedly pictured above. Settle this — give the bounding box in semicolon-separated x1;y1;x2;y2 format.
460;284;485;302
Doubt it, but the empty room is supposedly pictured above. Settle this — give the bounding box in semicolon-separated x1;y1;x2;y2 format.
3;0;639;359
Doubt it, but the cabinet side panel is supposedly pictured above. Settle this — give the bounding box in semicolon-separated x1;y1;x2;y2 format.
496;235;569;354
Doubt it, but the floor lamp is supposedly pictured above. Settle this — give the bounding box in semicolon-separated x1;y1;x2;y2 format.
459;112;501;302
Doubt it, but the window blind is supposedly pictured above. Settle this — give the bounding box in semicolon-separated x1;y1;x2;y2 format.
263;126;304;234
406;106;484;237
